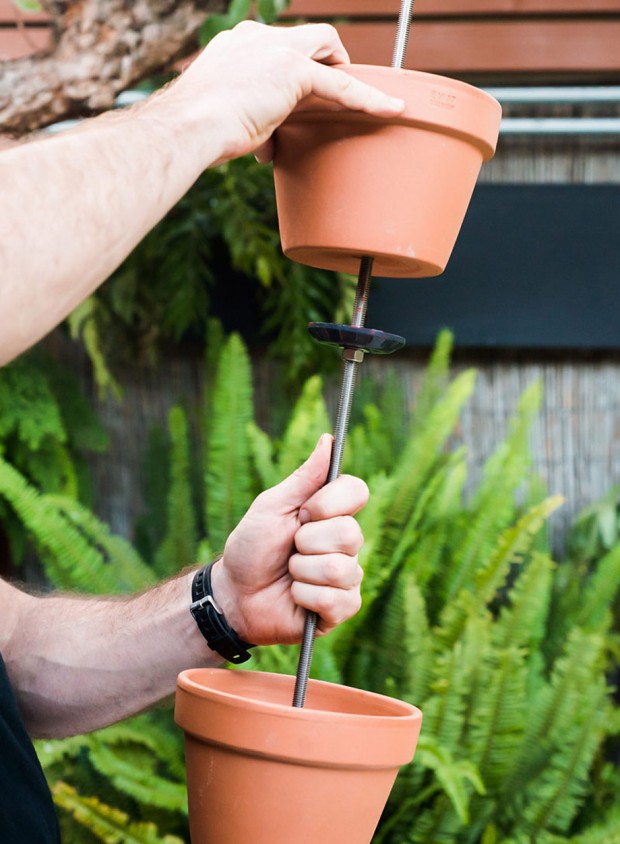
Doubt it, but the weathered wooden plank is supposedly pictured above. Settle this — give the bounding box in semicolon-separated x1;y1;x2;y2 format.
4;0;619;25
3;1;620;75
0;0;49;23
285;0;620;18
335;20;620;73
0;26;49;60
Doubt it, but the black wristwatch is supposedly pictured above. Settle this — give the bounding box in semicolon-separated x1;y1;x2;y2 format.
189;563;255;664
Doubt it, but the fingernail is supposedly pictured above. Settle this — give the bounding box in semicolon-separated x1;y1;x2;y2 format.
387;96;405;111
314;433;328;452
299;508;311;524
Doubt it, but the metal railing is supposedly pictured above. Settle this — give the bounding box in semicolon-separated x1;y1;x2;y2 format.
44;86;620;138
483;86;620;135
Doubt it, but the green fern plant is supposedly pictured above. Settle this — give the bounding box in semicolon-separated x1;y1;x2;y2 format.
249;331;620;843
0;350;107;566
52;783;185;844
3;330;619;843
77;155;352;390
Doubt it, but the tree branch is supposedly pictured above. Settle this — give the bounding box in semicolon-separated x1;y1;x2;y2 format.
0;0;228;134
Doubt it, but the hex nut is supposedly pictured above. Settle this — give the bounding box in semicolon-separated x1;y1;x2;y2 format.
342;348;365;363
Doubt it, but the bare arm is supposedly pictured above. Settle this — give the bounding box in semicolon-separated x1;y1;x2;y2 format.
0;21;403;365
0;436;368;738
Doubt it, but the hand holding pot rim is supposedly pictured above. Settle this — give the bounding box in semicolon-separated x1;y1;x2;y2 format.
210;434;369;646
167;20;405;166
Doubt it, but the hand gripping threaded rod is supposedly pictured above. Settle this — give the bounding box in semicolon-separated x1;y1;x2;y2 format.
292;0;416;709
292;257;374;708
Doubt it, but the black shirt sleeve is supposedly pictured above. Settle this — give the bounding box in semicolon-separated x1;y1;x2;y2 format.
0;654;61;843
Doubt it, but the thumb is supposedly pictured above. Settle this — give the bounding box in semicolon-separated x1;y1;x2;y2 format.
266;433;332;512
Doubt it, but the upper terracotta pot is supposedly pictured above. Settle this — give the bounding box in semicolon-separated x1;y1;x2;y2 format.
273;65;502;278
175;668;422;844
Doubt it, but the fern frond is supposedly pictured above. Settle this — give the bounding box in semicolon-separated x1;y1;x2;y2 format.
93;714;186;782
37;440;79;497
353;372;476;621
0;354;66;448
344;402;399;479
377;369;476;563
571;810;620;843
495;552;555;652
204;333;254;550
308;636;343;685
275;375;330;481
69;299;122;399
246;420;278;490
523;692;609;836
420;645;470;754
0;458;154;593
443;382;542;602
467;645;528;790
46;495;156;593
575;542;620;632
401;793;464;843
154;406;198;577
409;328;454;434
502;629;608;807
398;573;435;704
36;734;93;769
52;782;185;844
252;643;298;676
474;381;542;507
414;733;485;824
392;449;468;573
437;496;563;648
88;741;187;814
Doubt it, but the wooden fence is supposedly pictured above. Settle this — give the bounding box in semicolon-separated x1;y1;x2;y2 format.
0;0;48;61
284;0;620;80
3;0;620;79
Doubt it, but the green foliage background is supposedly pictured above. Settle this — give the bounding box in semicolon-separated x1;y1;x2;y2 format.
1;3;618;841
1;331;619;843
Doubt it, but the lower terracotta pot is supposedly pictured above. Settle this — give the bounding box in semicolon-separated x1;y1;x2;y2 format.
175;668;422;844
273;65;502;278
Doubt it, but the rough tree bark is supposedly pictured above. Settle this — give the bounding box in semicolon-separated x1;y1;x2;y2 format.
0;0;229;135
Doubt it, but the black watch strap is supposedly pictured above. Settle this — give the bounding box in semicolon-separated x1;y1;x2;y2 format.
190;563;255;664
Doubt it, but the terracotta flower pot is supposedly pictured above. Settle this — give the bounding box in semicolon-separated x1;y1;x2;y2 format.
273;65;502;278
175;668;422;844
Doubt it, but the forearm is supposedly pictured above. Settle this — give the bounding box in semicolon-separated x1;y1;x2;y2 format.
0;22;403;365
0;438;368;738
2;571;222;738
0;93;217;365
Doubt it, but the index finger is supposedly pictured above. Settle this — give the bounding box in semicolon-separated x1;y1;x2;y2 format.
271;22;351;65
299;474;369;524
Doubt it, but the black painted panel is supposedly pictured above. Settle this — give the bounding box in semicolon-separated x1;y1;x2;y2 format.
366;185;620;348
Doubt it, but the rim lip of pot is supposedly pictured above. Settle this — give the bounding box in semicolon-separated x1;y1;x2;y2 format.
280;64;502;161
175;668;423;769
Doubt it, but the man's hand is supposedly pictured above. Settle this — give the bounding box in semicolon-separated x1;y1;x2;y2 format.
163;20;405;166
211;434;369;645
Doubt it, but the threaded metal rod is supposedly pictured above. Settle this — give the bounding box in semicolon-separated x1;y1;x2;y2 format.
292;0;415;709
292;257;374;708
351;255;373;329
393;0;414;69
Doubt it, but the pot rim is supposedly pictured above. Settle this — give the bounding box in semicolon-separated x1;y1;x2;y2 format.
177;668;421;722
281;64;502;160
176;669;423;768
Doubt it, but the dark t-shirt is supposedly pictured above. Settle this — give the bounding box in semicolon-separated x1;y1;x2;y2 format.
0;653;60;842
